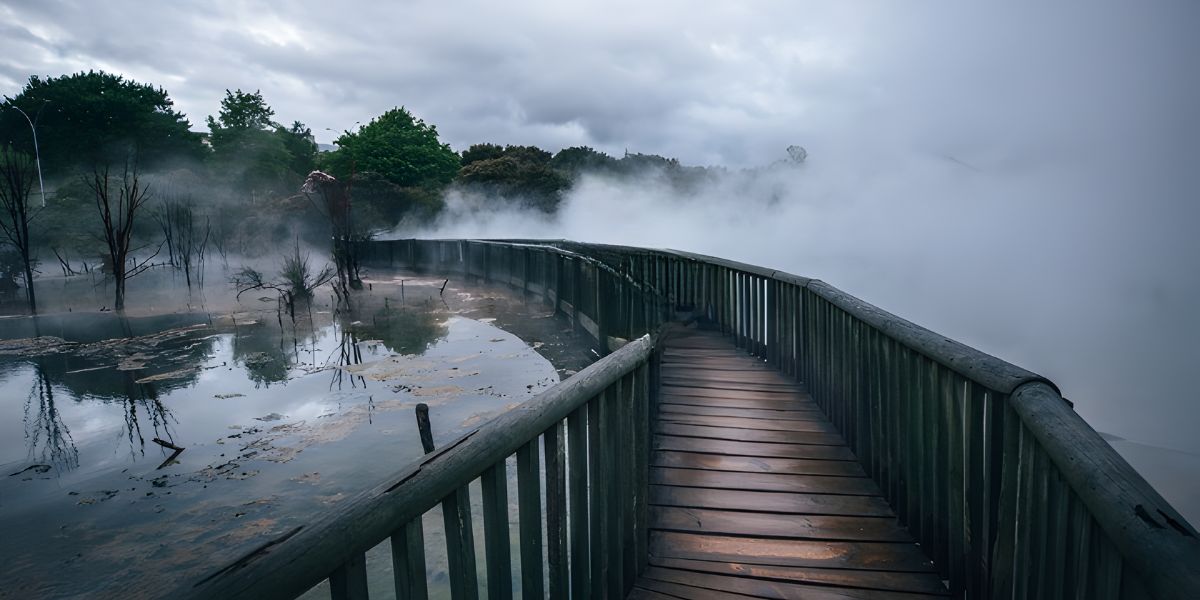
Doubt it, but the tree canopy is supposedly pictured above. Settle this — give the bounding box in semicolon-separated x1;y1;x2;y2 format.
550;146;617;176
0;71;204;176
324;107;460;188
206;89;315;195
456;143;569;211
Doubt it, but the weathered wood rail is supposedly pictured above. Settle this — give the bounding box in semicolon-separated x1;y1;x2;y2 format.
174;239;1199;600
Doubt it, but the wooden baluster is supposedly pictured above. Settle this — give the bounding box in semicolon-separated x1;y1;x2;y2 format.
567;405;591;598
545;422;568;598
481;462;512;600
588;391;608;599
516;439;543;599
416;404;478;600
329;552;369;600
391;519;428;600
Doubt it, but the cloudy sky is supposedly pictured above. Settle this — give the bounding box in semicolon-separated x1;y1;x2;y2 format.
3;1;1200;516
4;1;1190;167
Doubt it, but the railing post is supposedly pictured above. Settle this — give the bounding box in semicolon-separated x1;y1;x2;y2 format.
328;552;368;600
480;463;512;600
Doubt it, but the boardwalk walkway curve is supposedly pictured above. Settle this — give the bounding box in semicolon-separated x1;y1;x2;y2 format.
633;326;948;599
172;239;1200;600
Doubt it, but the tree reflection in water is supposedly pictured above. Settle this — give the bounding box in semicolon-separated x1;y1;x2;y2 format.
117;370;176;459
23;362;78;472
346;303;447;355
328;329;367;391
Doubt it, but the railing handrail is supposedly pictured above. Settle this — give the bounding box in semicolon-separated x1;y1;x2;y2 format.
171;333;655;600
467;238;1049;394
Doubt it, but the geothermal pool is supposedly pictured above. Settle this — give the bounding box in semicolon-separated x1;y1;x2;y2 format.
0;274;595;599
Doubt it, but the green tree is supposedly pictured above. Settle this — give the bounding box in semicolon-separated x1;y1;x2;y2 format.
206;89;302;195
324;107;460;188
206;89;274;133
456;144;569;212
460;143;505;167
550;146;617;176
0;71;203;176
278;121;317;177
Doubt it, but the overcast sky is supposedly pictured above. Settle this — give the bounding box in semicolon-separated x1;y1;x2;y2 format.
3;1;1189;167
3;1;1200;517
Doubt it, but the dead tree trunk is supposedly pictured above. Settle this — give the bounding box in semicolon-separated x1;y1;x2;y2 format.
302;171;362;299
88;164;155;311
0;148;39;314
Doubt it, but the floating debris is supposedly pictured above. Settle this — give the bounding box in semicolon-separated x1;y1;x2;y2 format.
135;366;198;384
8;464;52;477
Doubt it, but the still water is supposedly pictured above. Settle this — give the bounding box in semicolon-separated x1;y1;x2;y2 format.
0;275;594;599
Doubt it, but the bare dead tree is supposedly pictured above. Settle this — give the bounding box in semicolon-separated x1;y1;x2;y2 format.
232;239;335;323
0;147;41;313
301;171;364;300
50;247;78;276
152;195;212;289
152;198;180;268
210;208;231;267
87;164;158;311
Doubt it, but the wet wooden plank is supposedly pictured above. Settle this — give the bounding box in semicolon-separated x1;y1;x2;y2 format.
649;531;938;572
656;413;838;433
660;360;776;372
655;422;845;446
648;557;950;596
661;386;812;402
650;506;911;542
662;368;802;384
651;467;880;496
634;577;761;599
651;451;865;477
658;403;823;421
636;328;944;600
663;379;807;394
627;586;704;600
649;485;893;517
640;566;940;600
653;435;856;460
659;393;814;411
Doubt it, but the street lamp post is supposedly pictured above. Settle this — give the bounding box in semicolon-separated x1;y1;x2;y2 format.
7;102;48;207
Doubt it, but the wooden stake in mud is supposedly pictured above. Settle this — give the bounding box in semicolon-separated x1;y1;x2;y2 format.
414;403;479;598
415;403;436;454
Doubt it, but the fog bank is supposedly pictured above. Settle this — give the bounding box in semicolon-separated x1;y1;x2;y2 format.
411;1;1200;519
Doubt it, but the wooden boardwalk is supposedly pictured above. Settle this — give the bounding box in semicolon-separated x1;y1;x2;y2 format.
629;327;949;600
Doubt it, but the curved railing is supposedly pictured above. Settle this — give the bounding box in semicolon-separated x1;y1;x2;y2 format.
177;238;1199;600
361;239;1198;600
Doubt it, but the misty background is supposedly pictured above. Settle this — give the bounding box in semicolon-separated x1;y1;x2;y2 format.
2;1;1198;519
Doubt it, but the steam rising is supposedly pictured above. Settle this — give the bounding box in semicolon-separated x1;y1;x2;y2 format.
412;2;1200;519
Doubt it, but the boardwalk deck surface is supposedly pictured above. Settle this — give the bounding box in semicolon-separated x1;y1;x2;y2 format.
630;328;948;599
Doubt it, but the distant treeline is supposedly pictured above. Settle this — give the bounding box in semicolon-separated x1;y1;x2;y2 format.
0;70;803;309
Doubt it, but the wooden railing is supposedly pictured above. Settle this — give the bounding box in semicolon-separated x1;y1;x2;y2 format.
177;238;1199;599
363;239;1198;599
179;330;655;600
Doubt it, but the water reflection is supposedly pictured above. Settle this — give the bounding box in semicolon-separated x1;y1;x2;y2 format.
2;294;456;470
329;329;367;391
231;323;294;386
22;362;78;473
0;275;595;598
115;370;176;459
348;302;447;355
